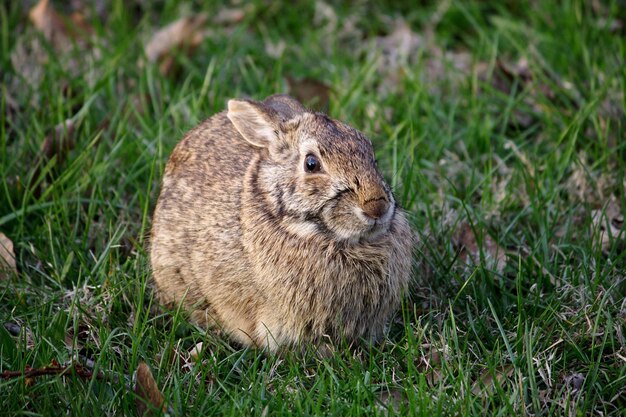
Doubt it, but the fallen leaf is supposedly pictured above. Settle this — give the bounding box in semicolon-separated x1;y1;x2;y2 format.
143;5;251;76
373;19;425;95
471;364;515;396
312;2;364;52
595;17;623;32
314;1;338;33
135;362;165;417
565;158;591;203
286;76;331;110
144;14;210;76
13;0;96;91
189;342;203;360
371;17;475;96
590;197;624;253
376;19;425;68
265;39;286;59
563;152;617;206
29;0;93;49
495;58;532;90
212;6;250;25
591;0;624;32
0;232;17;279
453;222;507;273
29;0;70;44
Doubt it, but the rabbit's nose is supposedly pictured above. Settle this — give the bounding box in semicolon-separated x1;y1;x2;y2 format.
362;197;389;219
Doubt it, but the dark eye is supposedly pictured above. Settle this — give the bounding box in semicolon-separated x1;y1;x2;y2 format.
304;154;321;173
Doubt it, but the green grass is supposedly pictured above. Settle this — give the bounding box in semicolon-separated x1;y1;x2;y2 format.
1;0;625;415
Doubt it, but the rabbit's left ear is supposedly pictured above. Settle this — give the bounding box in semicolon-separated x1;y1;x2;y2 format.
227;99;280;149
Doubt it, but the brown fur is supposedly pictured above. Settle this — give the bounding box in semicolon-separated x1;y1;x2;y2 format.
150;94;413;351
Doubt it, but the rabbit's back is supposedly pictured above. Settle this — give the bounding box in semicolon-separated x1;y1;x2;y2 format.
150;113;258;332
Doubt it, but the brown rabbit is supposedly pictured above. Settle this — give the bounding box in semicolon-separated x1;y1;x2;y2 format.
150;94;413;351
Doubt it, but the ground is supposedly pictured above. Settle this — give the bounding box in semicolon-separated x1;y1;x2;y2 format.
1;0;625;415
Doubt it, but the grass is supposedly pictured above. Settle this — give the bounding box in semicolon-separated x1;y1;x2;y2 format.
1;0;625;415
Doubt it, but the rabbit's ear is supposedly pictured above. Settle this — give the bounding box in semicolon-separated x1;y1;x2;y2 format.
262;94;306;121
227;99;280;149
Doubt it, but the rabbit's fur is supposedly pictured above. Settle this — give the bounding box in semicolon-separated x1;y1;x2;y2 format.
150;94;413;351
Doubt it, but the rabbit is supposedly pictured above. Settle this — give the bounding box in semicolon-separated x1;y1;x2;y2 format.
150;94;414;352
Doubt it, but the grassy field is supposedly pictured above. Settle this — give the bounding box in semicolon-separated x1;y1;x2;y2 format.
1;0;625;415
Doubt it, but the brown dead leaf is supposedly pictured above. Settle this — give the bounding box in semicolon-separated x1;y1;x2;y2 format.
265;39;286;59
312;2;363;52
188;342;203;361
471;364;515;396
13;0;96;90
494;58;532;90
0;232;17;279
143;5;252;75
371;17;476;96
144;14;210;76
591;197;625;253
373;19;425;95
453;222;507;273
565;158;591;203
563;152;617;205
213;6;250;25
286;76;331;111
376;20;425;67
314;1;337;29
592;1;624;33
29;0;93;49
135;362;165;417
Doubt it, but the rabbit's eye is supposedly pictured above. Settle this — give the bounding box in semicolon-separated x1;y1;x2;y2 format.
304;154;321;173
